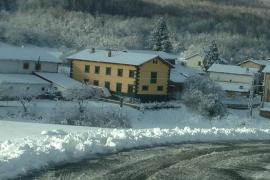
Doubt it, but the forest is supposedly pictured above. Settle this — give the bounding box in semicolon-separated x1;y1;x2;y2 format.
0;0;270;63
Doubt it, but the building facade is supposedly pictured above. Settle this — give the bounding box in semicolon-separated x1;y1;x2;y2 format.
185;54;204;71
0;46;61;74
208;64;259;96
0;46;62;99
68;49;171;101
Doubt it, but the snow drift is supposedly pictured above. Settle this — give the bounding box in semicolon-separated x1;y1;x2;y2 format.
1;127;270;179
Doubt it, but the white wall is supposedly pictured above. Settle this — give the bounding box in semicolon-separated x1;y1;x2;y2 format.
209;72;254;84
0;83;51;98
0;60;58;74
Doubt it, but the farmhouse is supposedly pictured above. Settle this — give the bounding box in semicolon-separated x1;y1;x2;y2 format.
207;64;259;96
67;49;172;101
184;53;204;71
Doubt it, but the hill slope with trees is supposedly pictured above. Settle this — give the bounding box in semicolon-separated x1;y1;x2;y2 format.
0;0;270;63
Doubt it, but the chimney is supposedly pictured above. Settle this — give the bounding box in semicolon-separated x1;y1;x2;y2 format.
108;50;112;57
91;48;95;53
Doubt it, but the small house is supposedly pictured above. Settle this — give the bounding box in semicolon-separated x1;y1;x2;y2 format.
184;53;204;71
0;46;61;74
239;58;270;72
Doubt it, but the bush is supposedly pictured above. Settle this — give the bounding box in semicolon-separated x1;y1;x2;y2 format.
54;106;131;128
182;75;226;117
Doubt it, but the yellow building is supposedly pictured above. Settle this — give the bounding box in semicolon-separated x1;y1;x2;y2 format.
185;53;204;71
67;49;172;101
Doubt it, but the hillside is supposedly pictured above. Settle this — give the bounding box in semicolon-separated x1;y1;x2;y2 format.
0;0;270;62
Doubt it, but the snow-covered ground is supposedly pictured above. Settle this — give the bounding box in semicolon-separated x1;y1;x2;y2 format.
1;100;270;179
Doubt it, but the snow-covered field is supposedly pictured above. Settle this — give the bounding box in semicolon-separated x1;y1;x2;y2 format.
1;100;270;179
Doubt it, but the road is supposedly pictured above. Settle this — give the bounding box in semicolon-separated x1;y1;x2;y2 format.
25;141;270;180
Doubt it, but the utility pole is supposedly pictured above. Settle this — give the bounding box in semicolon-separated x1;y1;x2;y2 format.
248;81;254;117
248;73;257;117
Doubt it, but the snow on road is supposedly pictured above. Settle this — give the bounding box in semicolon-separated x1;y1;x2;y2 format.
1;120;270;179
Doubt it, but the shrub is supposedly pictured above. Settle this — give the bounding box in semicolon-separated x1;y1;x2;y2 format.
183;75;226;117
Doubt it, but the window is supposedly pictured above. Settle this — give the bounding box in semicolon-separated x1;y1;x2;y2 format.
117;69;123;77
41;87;45;91
95;66;100;74
93;80;99;86
153;59;158;64
35;63;41;71
84;79;89;83
116;83;122;92
157;86;164;91
106;67;111;75
198;61;201;66
128;84;134;93
85;65;90;73
23;63;29;70
129;70;135;78
142;85;149;91
105;81;110;89
150;72;157;84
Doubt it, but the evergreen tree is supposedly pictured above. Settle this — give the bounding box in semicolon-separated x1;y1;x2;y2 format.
203;41;220;70
148;17;172;53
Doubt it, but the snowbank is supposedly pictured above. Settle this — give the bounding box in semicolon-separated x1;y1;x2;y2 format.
1;127;270;179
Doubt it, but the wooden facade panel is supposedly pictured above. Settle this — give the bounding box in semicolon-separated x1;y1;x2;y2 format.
240;61;261;70
137;58;169;95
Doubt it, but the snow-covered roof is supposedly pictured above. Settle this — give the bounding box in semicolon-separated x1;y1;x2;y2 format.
128;50;178;60
184;53;201;60
263;65;270;73
0;46;62;63
0;74;50;84
170;64;204;83
240;59;270;67
208;64;259;75
34;72;82;89
217;82;251;92
67;49;171;66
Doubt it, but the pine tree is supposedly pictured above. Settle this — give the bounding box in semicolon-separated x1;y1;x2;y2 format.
203;41;220;70
148;17;172;53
